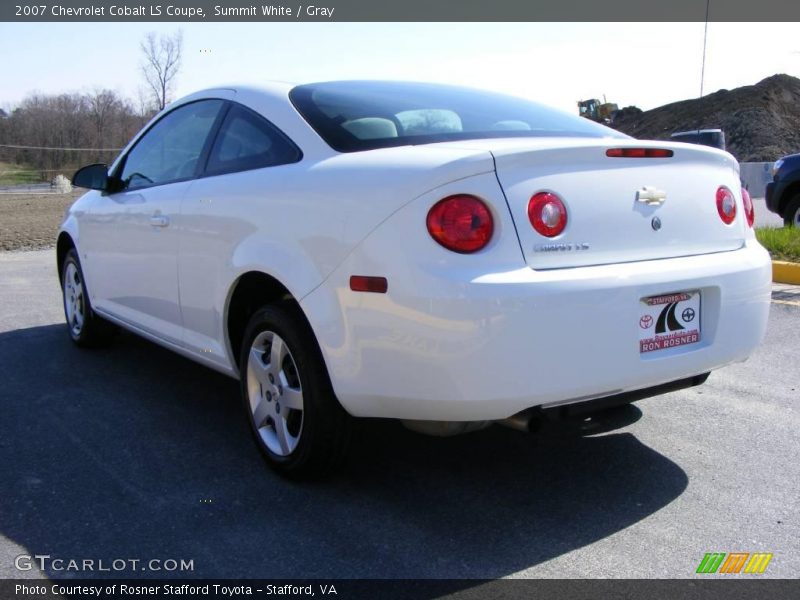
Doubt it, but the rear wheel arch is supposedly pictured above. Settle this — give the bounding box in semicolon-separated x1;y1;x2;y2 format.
225;271;321;373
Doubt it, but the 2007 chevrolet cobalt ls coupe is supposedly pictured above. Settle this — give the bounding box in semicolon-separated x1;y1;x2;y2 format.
60;81;771;476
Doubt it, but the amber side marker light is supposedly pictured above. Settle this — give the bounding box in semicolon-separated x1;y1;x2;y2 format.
349;275;388;293
606;148;674;158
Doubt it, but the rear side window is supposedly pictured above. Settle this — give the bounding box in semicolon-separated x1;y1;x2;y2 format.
119;99;224;190
205;104;301;175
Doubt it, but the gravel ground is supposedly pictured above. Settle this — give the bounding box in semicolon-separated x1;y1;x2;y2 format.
0;191;83;251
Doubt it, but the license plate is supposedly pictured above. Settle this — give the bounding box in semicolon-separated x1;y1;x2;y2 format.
639;291;701;353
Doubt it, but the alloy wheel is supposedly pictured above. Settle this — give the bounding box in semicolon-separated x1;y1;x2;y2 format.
246;330;304;456
63;262;85;337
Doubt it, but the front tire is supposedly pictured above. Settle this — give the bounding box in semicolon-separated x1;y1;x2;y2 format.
61;248;115;346
784;194;800;227
240;304;352;478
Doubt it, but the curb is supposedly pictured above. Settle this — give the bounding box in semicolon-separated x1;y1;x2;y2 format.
773;260;800;285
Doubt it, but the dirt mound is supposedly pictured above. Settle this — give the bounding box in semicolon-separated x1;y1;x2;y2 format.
613;74;800;162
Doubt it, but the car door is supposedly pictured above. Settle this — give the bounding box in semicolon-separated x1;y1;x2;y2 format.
83;99;225;344
178;102;302;368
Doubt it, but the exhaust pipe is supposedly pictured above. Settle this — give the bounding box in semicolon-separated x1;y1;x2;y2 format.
497;410;541;433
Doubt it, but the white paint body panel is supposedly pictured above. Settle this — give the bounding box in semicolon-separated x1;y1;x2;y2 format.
82;182;187;344
485;138;746;269
61;82;772;423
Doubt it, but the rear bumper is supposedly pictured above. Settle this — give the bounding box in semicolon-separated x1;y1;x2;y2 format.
308;241;772;422
537;372;710;419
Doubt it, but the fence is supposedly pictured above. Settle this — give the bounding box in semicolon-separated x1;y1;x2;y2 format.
0;142;122;194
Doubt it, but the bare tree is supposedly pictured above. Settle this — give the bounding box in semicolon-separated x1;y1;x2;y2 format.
87;89;123;147
135;85;158;120
2;91;143;177
140;30;183;111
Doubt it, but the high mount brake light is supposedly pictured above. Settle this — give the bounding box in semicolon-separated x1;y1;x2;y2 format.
606;148;674;158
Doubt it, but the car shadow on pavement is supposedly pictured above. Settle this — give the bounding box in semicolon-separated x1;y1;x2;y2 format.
0;324;688;580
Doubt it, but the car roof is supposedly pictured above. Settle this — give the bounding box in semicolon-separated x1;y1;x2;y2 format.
175;81;297;104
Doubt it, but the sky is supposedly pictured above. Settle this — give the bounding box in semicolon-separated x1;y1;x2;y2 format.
0;22;798;115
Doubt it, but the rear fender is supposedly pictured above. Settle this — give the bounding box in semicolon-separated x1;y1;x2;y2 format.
299;171;524;416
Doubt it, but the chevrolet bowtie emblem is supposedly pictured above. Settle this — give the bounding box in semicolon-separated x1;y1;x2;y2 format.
637;186;667;205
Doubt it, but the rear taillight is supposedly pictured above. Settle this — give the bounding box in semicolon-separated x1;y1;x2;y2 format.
528;192;567;237
426;194;493;253
741;186;755;228
716;186;737;225
606;148;674;158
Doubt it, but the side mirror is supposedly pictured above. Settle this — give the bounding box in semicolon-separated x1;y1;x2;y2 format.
72;163;109;190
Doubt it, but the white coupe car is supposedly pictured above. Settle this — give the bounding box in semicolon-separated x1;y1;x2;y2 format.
60;81;772;477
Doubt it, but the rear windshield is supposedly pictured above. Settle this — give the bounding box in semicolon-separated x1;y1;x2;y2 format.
290;81;627;152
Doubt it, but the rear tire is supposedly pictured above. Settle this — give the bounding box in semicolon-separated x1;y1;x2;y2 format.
239;304;352;478
784;194;800;227
61;249;116;347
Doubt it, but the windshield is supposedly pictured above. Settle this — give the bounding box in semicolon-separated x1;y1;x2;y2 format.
290;81;627;152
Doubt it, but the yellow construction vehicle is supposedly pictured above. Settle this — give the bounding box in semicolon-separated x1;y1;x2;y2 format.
577;97;619;124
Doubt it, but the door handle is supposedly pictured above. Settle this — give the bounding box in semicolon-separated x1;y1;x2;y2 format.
150;215;170;228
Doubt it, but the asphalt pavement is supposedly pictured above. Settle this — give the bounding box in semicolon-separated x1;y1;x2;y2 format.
0;249;797;580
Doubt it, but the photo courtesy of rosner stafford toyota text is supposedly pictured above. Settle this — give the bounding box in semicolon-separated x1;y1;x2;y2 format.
0;1;799;599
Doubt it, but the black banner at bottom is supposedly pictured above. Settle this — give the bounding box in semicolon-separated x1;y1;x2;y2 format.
3;579;799;600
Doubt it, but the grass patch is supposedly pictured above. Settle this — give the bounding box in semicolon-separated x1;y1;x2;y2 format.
756;227;800;262
0;161;42;185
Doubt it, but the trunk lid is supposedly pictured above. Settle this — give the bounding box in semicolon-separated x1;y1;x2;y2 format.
451;138;745;270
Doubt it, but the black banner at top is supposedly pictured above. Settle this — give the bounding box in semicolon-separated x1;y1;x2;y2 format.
2;0;800;22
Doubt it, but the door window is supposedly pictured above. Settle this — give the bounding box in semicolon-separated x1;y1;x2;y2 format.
119;100;224;190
